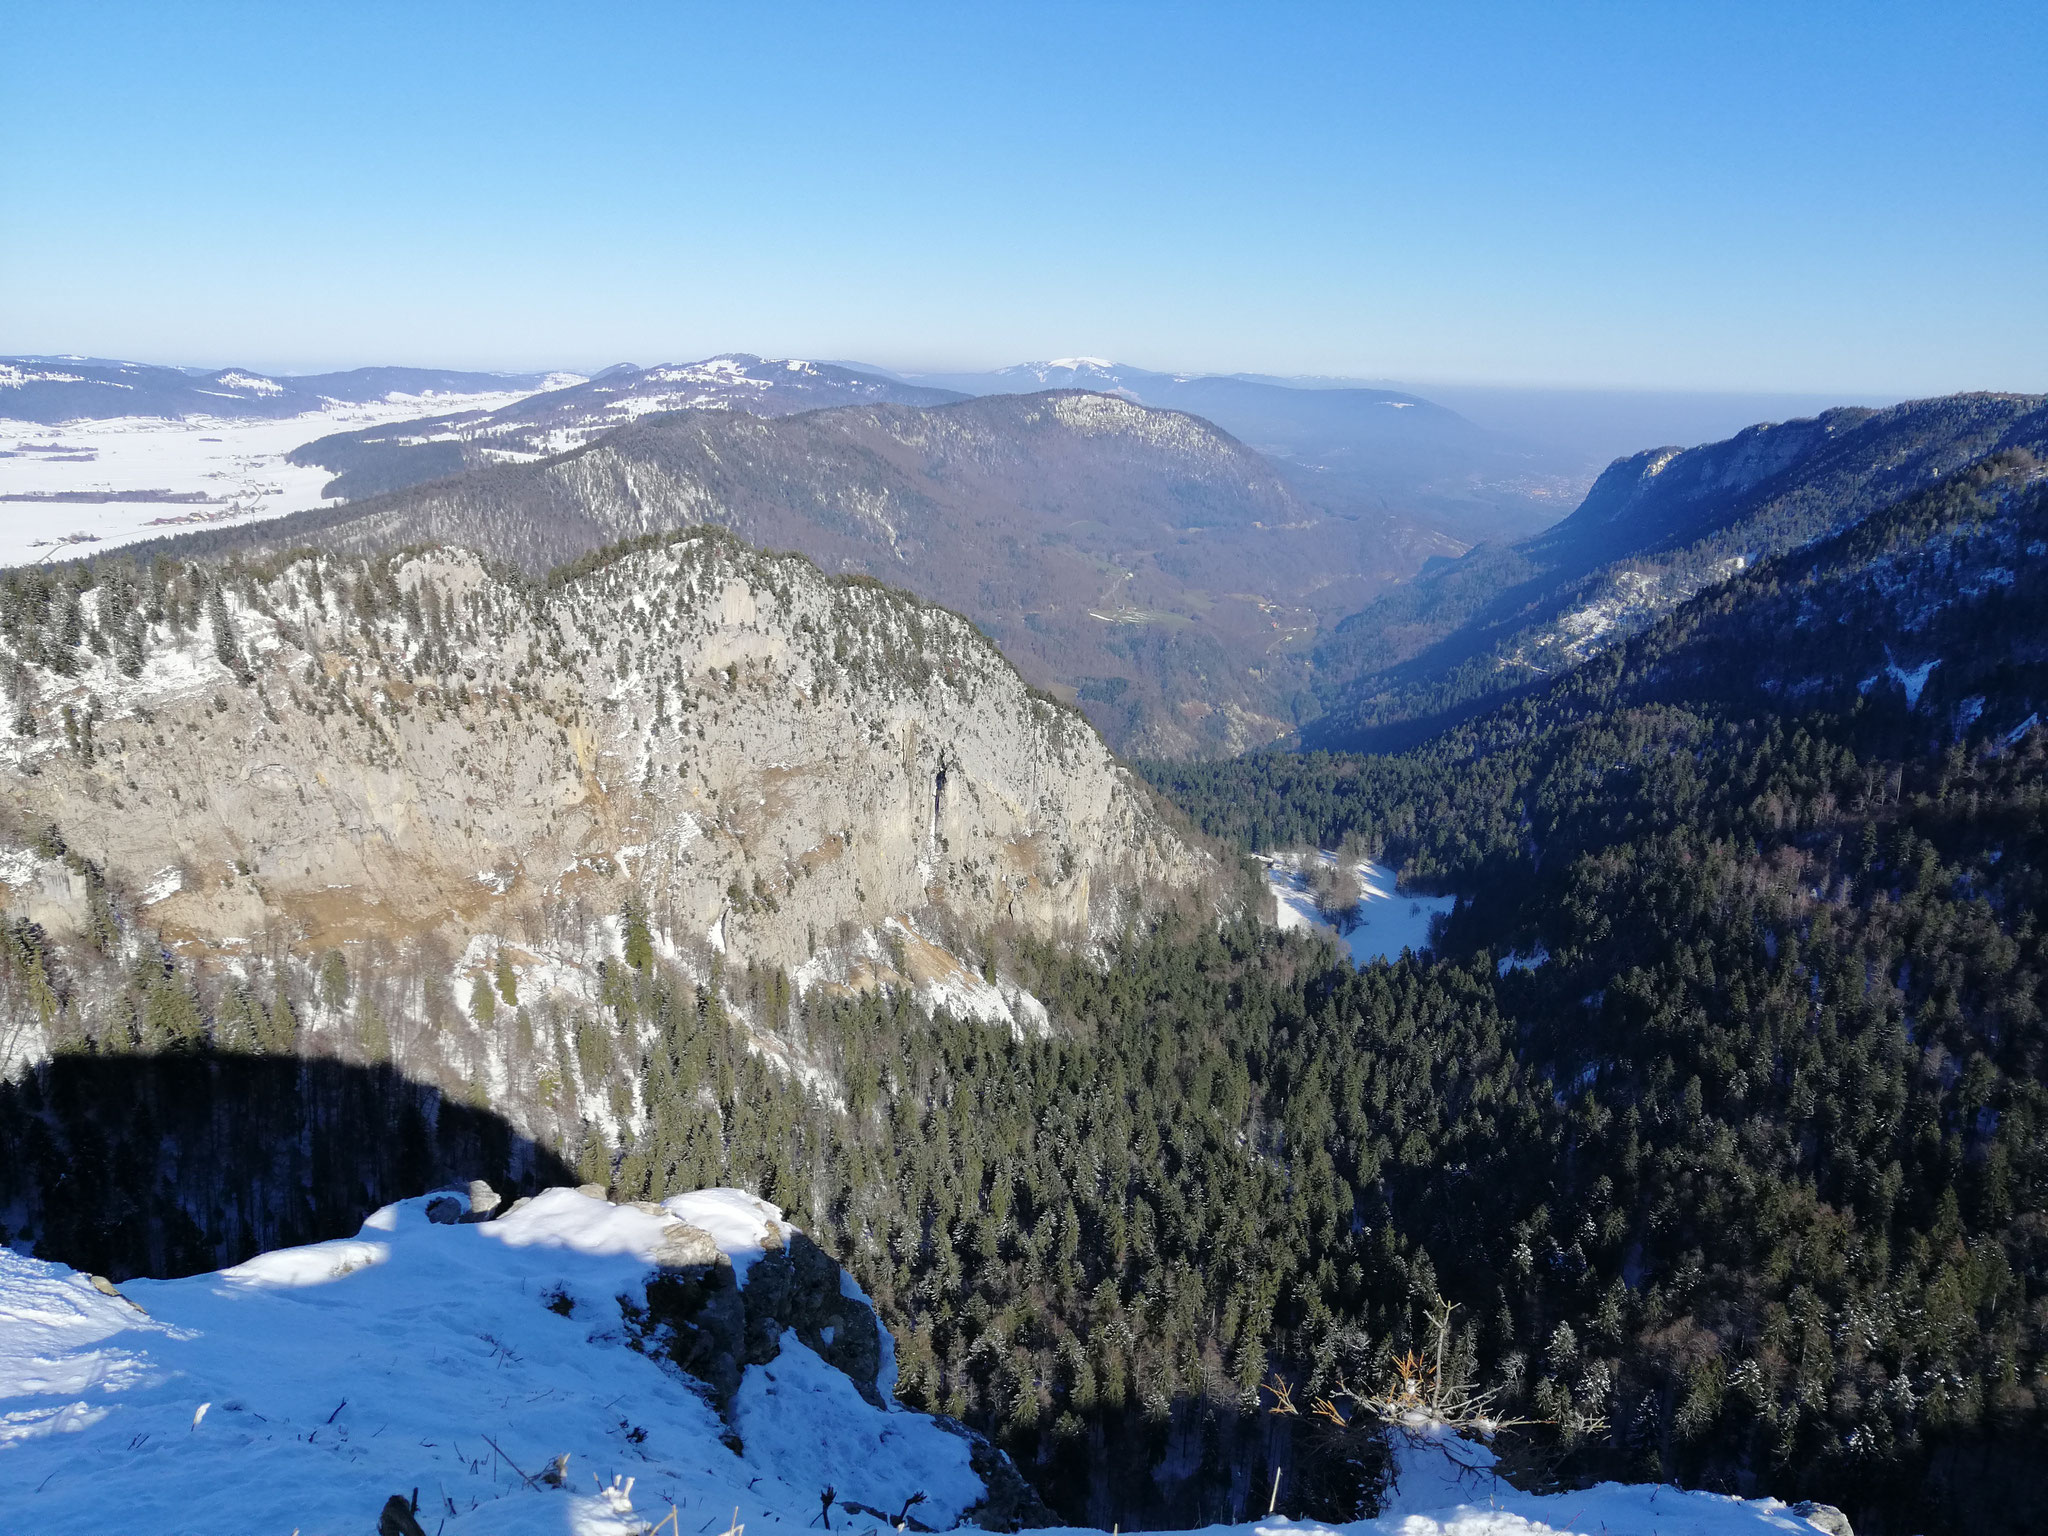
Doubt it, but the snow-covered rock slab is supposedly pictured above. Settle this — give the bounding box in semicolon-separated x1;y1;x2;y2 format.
1032;1429;1829;1536
0;1187;982;1536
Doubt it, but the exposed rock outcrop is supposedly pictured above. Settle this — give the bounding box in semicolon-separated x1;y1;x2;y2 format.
0;533;1221;1124
629;1195;884;1410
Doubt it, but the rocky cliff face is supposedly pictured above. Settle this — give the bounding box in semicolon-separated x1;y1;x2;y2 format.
0;532;1216;1129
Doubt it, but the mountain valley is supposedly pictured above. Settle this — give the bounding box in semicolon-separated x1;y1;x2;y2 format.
2;385;2044;1536
138;390;1459;757
1300;392;2048;751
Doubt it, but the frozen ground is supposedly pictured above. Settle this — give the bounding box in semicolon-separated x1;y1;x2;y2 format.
0;1186;983;1536
0;1184;1837;1536
1265;853;1456;965
0;388;551;566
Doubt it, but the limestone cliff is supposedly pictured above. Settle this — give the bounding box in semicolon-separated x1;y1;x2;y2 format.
0;531;1218;1130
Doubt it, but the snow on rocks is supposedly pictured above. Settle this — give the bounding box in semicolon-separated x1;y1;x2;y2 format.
1027;1429;1834;1536
0;1186;983;1536
1;1184;1840;1536
1886;656;1940;710
1365;1424;1836;1533
659;1188;794;1285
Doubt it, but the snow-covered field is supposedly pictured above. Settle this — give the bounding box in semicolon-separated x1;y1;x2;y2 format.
1265;854;1456;965
0;1184;1839;1536
0;389;548;566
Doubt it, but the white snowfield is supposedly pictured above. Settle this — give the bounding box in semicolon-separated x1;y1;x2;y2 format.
0;387;554;566
1263;854;1456;967
1;1186;1831;1536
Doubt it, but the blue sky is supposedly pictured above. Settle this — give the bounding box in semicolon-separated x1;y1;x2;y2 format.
4;2;2042;392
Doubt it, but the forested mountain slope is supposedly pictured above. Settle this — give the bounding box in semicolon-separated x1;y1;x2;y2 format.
1138;453;2048;1532
143;392;1451;756
1304;392;2048;752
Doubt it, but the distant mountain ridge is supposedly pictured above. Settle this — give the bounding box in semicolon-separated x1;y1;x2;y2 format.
0;357;569;422
128;390;1454;757
284;354;968;500
885;357;1586;544
1301;390;2048;752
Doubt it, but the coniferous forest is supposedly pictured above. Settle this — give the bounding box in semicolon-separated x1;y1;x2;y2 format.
4;459;2041;1534
9;15;2048;1536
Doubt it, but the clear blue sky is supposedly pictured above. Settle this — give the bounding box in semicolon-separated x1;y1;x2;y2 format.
4;2;2042;393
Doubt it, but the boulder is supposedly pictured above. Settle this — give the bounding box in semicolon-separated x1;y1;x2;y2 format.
639;1238;748;1403
938;1418;1056;1531
630;1213;884;1408
87;1274;147;1313
458;1180;502;1222
739;1227;885;1407
1792;1502;1854;1536
655;1221;725;1270
423;1195;463;1226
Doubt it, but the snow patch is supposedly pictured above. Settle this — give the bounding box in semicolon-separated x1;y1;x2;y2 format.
660;1188;795;1284
0;1189;992;1536
1887;656;1940;709
1263;853;1455;966
733;1333;984;1525
138;866;183;906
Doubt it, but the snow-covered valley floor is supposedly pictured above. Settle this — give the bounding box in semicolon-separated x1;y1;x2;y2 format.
0;391;542;566
1264;855;1456;966
1;1185;1840;1536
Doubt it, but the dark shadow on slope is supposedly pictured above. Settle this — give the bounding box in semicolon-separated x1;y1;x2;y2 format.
0;1052;575;1282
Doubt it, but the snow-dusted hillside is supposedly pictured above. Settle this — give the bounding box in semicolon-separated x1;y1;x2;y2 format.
0;1184;1846;1536
0;534;1212;1140
0;387;570;565
285;356;969;502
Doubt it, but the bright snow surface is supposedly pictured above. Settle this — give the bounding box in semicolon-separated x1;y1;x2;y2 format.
0;389;550;565
1265;855;1456;966
1;1186;1828;1536
0;1187;980;1536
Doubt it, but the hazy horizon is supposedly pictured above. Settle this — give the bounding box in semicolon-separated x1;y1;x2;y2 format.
5;3;2041;398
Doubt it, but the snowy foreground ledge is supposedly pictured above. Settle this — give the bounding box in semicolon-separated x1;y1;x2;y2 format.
2;1187;1833;1536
